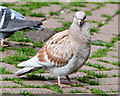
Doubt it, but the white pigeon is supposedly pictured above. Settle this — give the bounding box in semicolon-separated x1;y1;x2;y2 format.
0;6;43;46
15;11;91;87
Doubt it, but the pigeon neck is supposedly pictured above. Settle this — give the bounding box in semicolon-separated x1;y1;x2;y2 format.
69;21;90;44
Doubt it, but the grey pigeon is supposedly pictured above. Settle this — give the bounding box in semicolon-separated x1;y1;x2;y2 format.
0;6;43;46
15;11;91;87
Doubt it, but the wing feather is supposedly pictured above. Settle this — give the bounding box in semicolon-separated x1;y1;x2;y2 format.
37;30;74;67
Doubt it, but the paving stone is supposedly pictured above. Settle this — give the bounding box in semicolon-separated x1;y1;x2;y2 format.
25;16;45;21
95;70;118;77
71;4;98;11
69;72;87;78
107;51;118;58
81;65;98;71
91;15;118;42
59;11;75;22
62;87;91;94
85;85;119;92
98;77;119;85
1;88;53;94
32;5;62;17
87;4;118;22
1;74;18;80
0;81;22;87
23;81;54;86
90;45;106;56
89;23;98;28
25;28;56;42
94;57;118;63
42;18;63;29
0;49;16;59
1;62;19;73
88;59;118;69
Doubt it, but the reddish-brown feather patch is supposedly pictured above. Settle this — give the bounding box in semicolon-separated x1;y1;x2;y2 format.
37;30;74;67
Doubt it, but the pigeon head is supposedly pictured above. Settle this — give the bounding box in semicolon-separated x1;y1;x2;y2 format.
74;11;86;26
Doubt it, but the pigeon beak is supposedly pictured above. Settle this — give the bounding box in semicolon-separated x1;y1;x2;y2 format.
77;20;81;26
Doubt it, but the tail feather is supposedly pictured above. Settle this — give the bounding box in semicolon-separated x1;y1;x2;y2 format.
15;67;42;76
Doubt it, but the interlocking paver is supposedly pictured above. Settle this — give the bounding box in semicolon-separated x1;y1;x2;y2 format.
62;87;91;94
23;81;54;86
88;59;118;69
91;15;118;42
95;70;118;77
90;45;106;56
42;18;63;29
107;51;118;58
59;11;75;22
1;74;18;80
32;5;62;17
0;81;22;87
98;77;119;85
81;65;99;70
94;57;118;63
1;62;19;73
0;50;16;59
2;88;53;94
85;85;119;92
25;16;45;21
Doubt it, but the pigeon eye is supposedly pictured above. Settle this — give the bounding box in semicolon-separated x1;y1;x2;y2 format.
83;15;86;20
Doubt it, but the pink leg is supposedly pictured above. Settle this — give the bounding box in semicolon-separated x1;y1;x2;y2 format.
57;76;71;88
1;39;8;47
66;76;78;85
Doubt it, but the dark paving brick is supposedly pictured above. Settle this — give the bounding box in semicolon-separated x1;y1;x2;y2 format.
25;28;55;42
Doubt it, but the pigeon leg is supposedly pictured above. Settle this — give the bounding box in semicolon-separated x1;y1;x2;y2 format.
66;76;78;85
57;76;71;88
1;39;8;47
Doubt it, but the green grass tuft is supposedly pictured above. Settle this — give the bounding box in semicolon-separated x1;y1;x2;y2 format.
49;11;60;16
80;70;108;78
90;48;110;59
69;2;86;7
68;89;87;93
29;12;46;17
91;88;108;95
0;67;12;74
9;30;32;42
33;41;43;48
85;62;111;70
85;11;92;16
74;75;100;85
70;8;80;12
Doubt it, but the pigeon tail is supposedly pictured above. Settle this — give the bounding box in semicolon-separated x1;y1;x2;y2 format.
15;67;42;76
